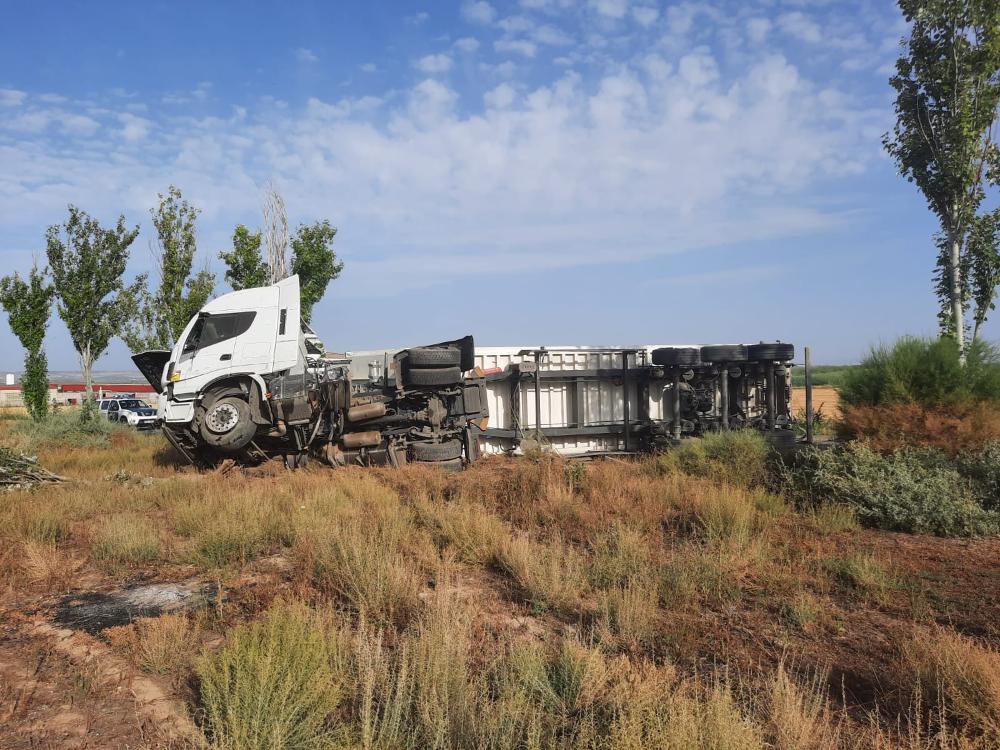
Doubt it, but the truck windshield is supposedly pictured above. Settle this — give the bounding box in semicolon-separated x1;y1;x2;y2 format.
183;312;257;353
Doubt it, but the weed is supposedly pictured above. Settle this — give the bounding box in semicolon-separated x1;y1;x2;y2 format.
196;600;342;750
900;626;1000;741
823;552;895;603
494;534;589;614
106;613;201;675
659;430;771;489
808;503;858;534
90;514;160;568
782;591;823;632
766;662;840;750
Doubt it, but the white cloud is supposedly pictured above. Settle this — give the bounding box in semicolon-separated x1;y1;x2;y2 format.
778;12;822;44
591;0;628;19
495;39;537;57
746;17;771;44
0;89;26;106
484;82;516;109
296;47;319;63
462;1;496;24
0;19;884;310
455;37;480;53
414;54;453;74
360;62;377;73
632;6;659;27
118;112;152;141
406;11;430;24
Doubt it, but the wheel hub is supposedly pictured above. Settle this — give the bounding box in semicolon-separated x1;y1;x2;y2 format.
206;402;239;433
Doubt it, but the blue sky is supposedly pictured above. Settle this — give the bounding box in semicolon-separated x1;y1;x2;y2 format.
0;0;963;370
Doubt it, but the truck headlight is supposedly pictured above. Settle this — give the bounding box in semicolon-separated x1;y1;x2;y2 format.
170;371;181;382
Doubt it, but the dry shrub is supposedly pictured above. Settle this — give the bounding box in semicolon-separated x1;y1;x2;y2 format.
196;600;342;750
840;402;1000;455
781;591;824;633
900;626;1000;740
415;498;509;566
21;540;78;590
823;552;895;604
587;522;654;590
766;662;840;750
106;613;201;675
660;539;766;607
808;504;858;535
90;514;160;568
350;583;476;749
596;578;661;653
494;534;589;614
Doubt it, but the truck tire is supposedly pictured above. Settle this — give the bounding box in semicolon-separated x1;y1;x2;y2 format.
747;343;795;361
411;439;463;462
651;347;701;367
405;347;462;368
700;345;748;363
405;366;463;387
199;396;256;452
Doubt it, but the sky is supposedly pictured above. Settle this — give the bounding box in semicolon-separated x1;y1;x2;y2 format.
0;0;969;371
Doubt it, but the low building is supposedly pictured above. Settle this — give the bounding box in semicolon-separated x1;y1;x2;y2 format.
0;382;159;408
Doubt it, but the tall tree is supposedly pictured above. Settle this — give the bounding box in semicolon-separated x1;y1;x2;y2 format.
884;0;1000;351
291;221;343;323
46;206;140;403
968;207;1000;340
262;183;290;284
0;263;54;420
122;186;216;352
219;225;268;291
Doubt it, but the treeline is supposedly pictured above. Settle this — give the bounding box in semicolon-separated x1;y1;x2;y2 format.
0;185;342;421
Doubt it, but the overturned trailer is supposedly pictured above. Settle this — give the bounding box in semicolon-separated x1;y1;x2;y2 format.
132;276;796;468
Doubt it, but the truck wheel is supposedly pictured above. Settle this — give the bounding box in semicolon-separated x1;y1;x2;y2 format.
411;439;463;462
405;347;462;368
651;347;701;367
199;397;256;452
405;367;463;387
747;343;795;361
700;345;748;362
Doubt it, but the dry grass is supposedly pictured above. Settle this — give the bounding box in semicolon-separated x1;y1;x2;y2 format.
494;533;589;615
4;430;1000;750
106;613;202;675
900;626;1000;741
90;514;160;568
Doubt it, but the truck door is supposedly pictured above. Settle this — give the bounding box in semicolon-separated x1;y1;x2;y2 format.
175;311;257;394
271;275;301;372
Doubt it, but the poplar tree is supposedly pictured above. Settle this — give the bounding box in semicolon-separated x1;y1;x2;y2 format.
885;0;1000;350
46;206;139;404
0;264;54;420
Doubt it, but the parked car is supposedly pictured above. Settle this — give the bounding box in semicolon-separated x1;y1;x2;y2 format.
98;398;160;430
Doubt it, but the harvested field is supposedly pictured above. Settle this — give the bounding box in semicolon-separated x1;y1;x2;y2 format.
1;428;999;748
791;385;841;415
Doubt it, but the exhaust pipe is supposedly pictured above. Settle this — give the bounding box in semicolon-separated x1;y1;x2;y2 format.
347;402;387;422
342;430;381;449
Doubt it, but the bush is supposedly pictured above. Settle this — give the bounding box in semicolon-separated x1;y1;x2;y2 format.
196;601;342;750
90;515;160;567
781;444;1000;537
660;430;771;489
840;337;1000;408
956;442;1000;511
838;401;1000;454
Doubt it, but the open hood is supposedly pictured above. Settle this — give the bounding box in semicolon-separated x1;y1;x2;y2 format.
131;350;171;390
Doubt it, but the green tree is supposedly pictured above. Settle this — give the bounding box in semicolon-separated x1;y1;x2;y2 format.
219;225;268;291
968;207;1000;340
46;206;140;404
291;221;342;322
122;186;216;352
0;264;54;420
884;0;1000;351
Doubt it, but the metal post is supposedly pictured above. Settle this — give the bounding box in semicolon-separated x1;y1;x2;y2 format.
719;364;729;431
765;360;776;430
622;351;630;451
534;351;543;441
672;369;681;440
804;346;814;445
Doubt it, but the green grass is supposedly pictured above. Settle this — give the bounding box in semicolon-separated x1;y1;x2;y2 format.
791;365;855;388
